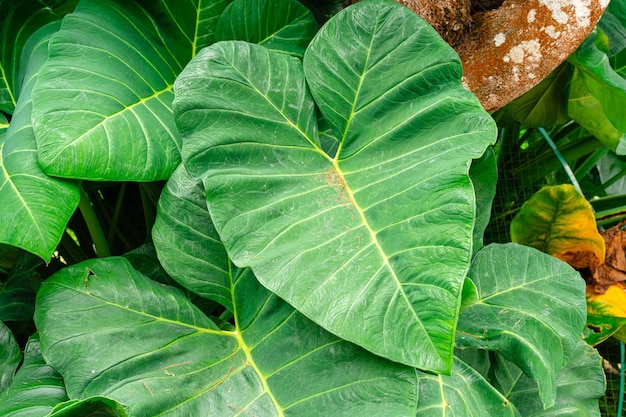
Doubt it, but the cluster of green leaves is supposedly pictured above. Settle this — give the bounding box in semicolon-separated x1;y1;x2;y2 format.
0;0;606;415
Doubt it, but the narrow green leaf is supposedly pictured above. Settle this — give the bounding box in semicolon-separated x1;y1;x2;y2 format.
457;243;587;408
416;357;520;416
214;0;318;57
35;257;418;416
32;0;183;181
153;163;233;310
0;322;21;393
175;0;495;373
0;335;69;417
596;151;626;195
0;22;80;262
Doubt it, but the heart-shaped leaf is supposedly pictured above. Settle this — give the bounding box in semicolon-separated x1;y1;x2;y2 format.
35;256;418;416
175;0;495;373
416;357;520;416
31;0;190;181
214;0;318;57
510;184;605;269
457;243;587;408
0;22;80;262
470;147;497;256
0;335;69;416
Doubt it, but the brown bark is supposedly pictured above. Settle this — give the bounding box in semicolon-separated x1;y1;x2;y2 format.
344;0;610;112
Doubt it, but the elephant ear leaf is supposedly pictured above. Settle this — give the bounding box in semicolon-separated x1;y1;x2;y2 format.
32;0;183;181
457;243;587;408
0;22;80;262
175;0;495;374
416;357;520;416
214;0;318;57
34;257;418;416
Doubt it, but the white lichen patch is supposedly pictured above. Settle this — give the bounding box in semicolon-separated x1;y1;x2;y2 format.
494;33;506;47
538;0;593;28
528;72;536;79
527;9;537;23
504;40;542;65
543;25;562;39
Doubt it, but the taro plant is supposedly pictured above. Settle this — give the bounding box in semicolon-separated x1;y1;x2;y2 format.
0;0;606;415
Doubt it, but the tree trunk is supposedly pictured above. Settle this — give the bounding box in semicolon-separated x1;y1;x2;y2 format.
344;0;610;112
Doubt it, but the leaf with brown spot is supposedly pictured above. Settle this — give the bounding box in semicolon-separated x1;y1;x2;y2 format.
510;184;605;269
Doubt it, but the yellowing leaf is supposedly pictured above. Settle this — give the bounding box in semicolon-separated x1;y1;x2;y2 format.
587;282;626;318
511;184;605;269
586;283;626;345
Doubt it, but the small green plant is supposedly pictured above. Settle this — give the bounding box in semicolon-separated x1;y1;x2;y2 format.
0;0;606;415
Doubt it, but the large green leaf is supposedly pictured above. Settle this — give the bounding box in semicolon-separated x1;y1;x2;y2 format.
35;257;418;416
416;357;520;416
494;340;604;416
568;30;626;154
0;21;80;262
31;0;185;181
457;243;587;408
0;321;21;393
0;0;72;114
214;0;318;57
152;163;233;310
136;0;233;59
175;0;495;373
0;335;69;417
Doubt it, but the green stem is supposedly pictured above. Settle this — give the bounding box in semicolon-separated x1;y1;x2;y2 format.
78;187;111;258
107;183;127;246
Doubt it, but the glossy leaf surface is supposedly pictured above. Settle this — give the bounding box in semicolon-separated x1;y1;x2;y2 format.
510;184;605;269
175;0;495;373
0;252;41;322
507;340;604;417
214;0;318;57
416;357;520;417
35;257;418;416
0;335;68;417
152;163;233;310
32;0;185;181
136;0;233;59
0;22;80;261
457;243;587;408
